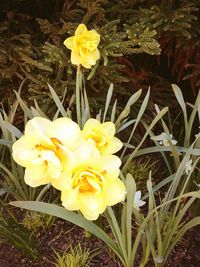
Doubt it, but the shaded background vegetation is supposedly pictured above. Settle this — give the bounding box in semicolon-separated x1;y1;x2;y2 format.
0;0;200;144
0;0;199;104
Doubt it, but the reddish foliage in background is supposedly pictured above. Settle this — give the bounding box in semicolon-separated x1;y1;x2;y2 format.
159;34;200;96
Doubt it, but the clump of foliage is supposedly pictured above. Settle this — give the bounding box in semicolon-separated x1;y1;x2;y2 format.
22;211;55;234
0;205;40;260
54;243;90;267
126;157;159;188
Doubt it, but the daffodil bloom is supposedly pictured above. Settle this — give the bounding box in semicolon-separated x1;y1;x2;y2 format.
61;141;126;220
133;191;146;210
151;132;177;146
64;24;100;69
12;117;81;190
81;118;122;155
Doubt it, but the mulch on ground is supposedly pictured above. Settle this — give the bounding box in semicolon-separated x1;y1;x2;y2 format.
0;215;200;267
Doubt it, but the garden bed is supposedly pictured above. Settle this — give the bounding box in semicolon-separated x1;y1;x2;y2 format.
0;215;200;267
1;1;200;267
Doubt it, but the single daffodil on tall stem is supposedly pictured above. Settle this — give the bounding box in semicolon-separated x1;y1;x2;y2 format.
64;24;100;69
64;24;100;127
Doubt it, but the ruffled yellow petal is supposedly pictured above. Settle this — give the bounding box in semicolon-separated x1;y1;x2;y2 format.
52;170;72;191
106;178;126;206
79;193;106;220
88;30;100;44
80;59;92;69
74;140;101;170
24;165;49;187
101;155;121;173
86;50;100;66
57;145;76;171
63;36;74;50
83;118;100;131
46;117;81;150
79;47;89;57
75;24;87;36
61;188;80;210
12;136;38;167
92;49;100;61
71;49;81;66
102;137;123;155
26;132;52;148
41;150;62;178
102;122;115;137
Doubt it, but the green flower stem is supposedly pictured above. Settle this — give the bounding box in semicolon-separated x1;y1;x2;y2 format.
76;65;82;128
36;184;51;202
105;207;128;267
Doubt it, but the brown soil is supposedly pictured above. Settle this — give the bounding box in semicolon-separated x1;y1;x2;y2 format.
0;218;122;267
0;216;200;267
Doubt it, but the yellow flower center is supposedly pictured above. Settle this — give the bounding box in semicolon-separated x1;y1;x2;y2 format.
82;40;98;51
87;129;108;150
75;34;98;51
72;168;106;195
34;137;64;168
50;137;62;146
35;137;62;152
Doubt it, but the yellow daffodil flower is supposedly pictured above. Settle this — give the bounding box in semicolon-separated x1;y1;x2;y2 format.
64;24;100;69
61;141;126;220
81;118;122;155
12;117;81;190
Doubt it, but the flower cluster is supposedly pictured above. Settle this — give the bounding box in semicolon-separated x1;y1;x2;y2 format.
12;117;126;220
